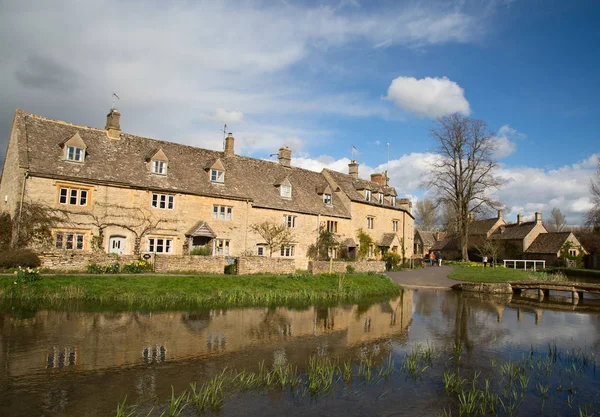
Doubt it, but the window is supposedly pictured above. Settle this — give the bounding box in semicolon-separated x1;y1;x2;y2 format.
283;214;297;228
378;193;384;204
328;247;338;259
214;239;230;255
211;169;224;183
390;197;396;207
148;238;173;253
280;245;295;257
213;205;233;220
367;216;374;229
365;189;372;202
569;249;577;257
392;220;399;232
55;232;85;250
323;193;332;205
59;187;88;206
280;185;292;198
326;220;338;233
368;244;375;258
66;146;84;162
257;245;266;256
152;193;174;210
152;160;167;175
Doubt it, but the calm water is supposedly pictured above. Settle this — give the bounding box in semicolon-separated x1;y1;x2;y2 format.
2;290;600;416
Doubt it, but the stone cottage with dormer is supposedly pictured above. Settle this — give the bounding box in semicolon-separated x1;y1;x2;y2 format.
0;108;414;269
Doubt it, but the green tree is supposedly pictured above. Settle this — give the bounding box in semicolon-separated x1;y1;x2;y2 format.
356;228;379;260
307;225;339;260
250;221;294;257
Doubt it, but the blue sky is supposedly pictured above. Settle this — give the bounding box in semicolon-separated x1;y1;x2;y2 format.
0;0;598;224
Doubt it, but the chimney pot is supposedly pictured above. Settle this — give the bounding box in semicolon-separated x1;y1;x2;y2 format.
348;160;359;179
497;209;503;219
105;108;121;140
278;146;292;167
224;133;235;157
535;212;542;224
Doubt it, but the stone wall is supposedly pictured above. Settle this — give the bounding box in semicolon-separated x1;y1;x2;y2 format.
237;257;295;275
154;255;229;274
38;251;143;271
308;260;386;275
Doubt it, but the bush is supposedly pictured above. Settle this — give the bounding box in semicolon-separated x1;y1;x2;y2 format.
224;263;236;275
0;250;41;269
382;252;402;271
121;260;152;274
14;266;42;283
346;264;356;274
190;245;212;256
87;263;103;274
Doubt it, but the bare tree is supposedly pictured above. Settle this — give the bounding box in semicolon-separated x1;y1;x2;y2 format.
414;198;438;231
425;113;502;261
586;155;600;231
249;221;294;257
475;239;500;269
545;207;567;232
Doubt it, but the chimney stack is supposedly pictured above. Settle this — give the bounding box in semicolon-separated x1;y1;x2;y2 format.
517;214;523;225
105;108;121;140
535;212;542;225
382;171;389;187
348;160;359;179
497;209;503;220
278;146;291;167
224;133;235;157
370;173;383;185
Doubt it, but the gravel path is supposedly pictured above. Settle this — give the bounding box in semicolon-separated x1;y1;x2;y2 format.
386;265;462;289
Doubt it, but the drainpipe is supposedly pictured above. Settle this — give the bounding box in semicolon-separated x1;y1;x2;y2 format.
16;170;30;244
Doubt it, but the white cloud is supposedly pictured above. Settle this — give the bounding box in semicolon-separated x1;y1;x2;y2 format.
208;108;244;124
385;76;470;118
490;124;526;159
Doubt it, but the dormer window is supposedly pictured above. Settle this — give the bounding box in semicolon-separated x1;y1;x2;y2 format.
391;197;396;207
281;185;292;198
378;193;384;204
211;169;225;183
66;146;84;162
365;189;372;202
152;160;167;175
323;193;332;205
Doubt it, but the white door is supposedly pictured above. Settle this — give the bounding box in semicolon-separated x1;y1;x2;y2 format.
109;236;126;255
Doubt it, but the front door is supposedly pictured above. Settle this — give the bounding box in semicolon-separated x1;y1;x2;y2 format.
109;236;126;255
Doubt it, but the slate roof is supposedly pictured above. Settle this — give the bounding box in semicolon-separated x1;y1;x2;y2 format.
12;109;361;218
490;222;540;240
415;230;446;246
431;237;458;251
525;232;573;254
380;233;398;246
469;217;501;235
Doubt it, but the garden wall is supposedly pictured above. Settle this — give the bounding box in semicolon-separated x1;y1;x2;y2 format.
237;257;295;275
308;260;386;275
153;255;230;274
38;251;143;271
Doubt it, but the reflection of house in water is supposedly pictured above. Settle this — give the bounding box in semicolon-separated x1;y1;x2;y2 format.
0;292;413;379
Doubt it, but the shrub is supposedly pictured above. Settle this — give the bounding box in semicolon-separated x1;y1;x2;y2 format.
190;244;212;256
14;266;42;283
87;263;103;274
0;250;41;269
224;263;236;275
382;252;402;271
103;263;121;274
346;264;356;274
121;259;152;274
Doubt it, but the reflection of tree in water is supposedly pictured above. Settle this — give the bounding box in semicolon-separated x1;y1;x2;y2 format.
248;309;293;339
425;292;511;355
414;290;437;317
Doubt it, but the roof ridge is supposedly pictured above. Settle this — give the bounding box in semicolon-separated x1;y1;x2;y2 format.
23;110;104;133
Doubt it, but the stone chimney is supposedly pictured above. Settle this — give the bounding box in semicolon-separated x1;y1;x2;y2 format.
278;146;291;167
517;214;523;225
535;212;542;225
348;160;359;179
497;209;503;220
370;173;383;185
224;133;235;157
382;171;389;187
398;198;411;210
435;231;441;240
105;108;121;140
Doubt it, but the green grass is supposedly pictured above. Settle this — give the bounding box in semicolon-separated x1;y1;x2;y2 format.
448;265;536;283
0;273;401;310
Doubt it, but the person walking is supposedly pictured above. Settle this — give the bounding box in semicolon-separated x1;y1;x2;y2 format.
437;251;442;267
430;251;436;267
483;256;488;268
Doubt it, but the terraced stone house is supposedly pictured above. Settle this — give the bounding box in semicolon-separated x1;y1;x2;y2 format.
0;108;414;268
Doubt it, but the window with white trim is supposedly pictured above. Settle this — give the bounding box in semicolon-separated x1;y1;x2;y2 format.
378;193;384;204
328;247;338;259
152;160;167;175
368;244;375;258
367;216;374;229
55;232;85;250
214;239;230;255
365;189;372;202
211;169;224;183
323;193;332;205
569;249;577;257
390;197;396;207
257;245;266;256
152;193;174;210
283;214;297;228
148;238;173;253
280;245;295;257
213;205;233;220
66;146;84;162
392;220;399;232
59;187;88;206
280;185;292;198
326;220;338;233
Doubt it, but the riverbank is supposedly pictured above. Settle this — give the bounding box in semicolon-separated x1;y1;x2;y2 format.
448;265;545;283
0;273;401;310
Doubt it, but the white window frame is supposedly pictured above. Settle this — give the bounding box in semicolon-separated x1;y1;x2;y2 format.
257;245;266;256
378;193;384;204
152;160;167;175
211;169;225;183
214;239;230;255
59;187;88;206
367;216;374;230
283;214;297;228
328;247;338;259
66;146;84;162
390;197;396;207
368;244;374;258
323;193;332;205
148;238;173;254
212;205;233;220
151;193;174;210
280;244;295;257
365;189;372;202
392;220;399;232
55;232;85;250
280;185;292;198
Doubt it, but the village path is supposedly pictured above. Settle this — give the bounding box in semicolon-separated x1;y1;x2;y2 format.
386;265;463;289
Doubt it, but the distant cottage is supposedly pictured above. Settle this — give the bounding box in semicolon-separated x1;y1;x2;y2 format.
0;108;414;268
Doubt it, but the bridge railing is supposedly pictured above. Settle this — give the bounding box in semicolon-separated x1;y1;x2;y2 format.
503;259;546;272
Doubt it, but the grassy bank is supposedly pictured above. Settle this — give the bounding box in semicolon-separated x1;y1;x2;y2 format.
448;265;549;283
0;273;401;310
